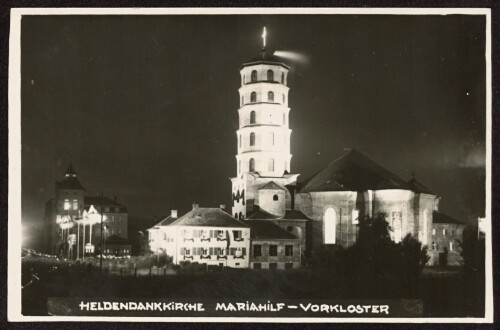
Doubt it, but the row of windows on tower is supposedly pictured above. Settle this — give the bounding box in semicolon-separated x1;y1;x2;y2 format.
241;92;285;105
238;158;285;173
238;132;287;148
245;111;287;126
242;70;286;85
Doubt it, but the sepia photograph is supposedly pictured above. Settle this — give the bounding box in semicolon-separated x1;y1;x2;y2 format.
7;7;493;322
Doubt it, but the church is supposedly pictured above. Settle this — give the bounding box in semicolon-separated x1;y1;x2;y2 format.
228;31;465;267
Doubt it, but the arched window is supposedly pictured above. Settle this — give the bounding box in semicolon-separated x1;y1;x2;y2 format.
267;70;274;81
269;132;275;146
250;111;256;124
268;158;274;171
268;91;274;102
324;208;336;244
251;70;257;82
239;212;243;220
250;92;257;103
273;194;278;201
250;132;255;146
281;72;285;84
249;158;255;172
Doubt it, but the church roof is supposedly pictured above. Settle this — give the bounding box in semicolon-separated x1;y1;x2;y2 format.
258;181;286;191
246;220;298;240
433;212;465;225
65;163;77;176
169;207;249;228
407;178;435;195
241;49;290;70
56;163;85;190
298;149;418;193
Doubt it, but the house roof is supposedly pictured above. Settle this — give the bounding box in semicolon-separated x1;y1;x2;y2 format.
83;196;126;212
241;49;290;70
148;215;179;230
258;181;286;191
299;149;418;193
433;212;465;225
246;220;298;240
169;207;249;228
246;208;310;221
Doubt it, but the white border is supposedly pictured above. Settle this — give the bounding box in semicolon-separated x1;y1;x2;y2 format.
8;7;493;323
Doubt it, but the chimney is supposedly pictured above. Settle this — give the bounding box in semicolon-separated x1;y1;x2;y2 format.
192;203;199;210
171;210;178;218
219;204;226;211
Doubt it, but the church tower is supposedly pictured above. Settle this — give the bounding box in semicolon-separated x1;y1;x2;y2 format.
231;28;299;219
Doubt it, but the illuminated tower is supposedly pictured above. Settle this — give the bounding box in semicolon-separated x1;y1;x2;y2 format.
231;28;299;219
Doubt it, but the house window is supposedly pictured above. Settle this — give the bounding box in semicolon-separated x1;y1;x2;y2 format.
451;229;455;236
268;91;274;102
72;199;78;210
253;245;262;257
269;263;278;270
249;158;255;172
273;194;279;201
269;245;278;256
285;245;293;256
285;263;293;270
443;229;447;236
250;132;256;146
105;207;110;212
432;228;436;235
324;208;336;244
250;111;256;124
185;248;191;256
281;72;285;84
268;158;275;172
233;230;242;240
449;242;453;251
267;69;274;81
63;199;70;210
250;92;257;102
115;207;120;212
253;263;262;269
251;70;257;82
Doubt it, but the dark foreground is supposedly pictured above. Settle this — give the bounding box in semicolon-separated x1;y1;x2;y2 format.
21;258;485;318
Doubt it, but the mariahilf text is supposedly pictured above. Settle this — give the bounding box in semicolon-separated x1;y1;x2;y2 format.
78;301;389;315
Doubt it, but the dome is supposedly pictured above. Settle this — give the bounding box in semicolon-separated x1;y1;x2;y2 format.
241;49;290;70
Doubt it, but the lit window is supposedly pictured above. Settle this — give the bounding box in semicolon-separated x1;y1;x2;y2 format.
273;194;278;201
324;208;336;244
249;158;255;172
250;111;256;124
443;229;447;236
72;199;78;210
268;91;274;102
63;199;70;210
268;158;275;172
250;132;256;146
251;70;257;82
267;70;274;81
250;92;257;102
449;242;453;251
432;228;436;235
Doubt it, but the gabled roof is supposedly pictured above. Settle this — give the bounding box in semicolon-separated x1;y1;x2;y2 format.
433;212;465;225
246;208;310;221
148;215;179;230
246;220;298;240
169;208;249;228
258;181;286;191
407;178;435;195
299;149;415;193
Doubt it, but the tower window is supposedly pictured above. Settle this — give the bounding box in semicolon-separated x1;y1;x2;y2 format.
241;95;244;105
250;111;256;124
249;158;255;172
273;194;278;201
251;70;257;82
250;132;256;146
267;70;274;81
268;158;274;171
250;92;257;103
63;199;70;211
238;134;241;148
268;91;274;102
281;72;285;84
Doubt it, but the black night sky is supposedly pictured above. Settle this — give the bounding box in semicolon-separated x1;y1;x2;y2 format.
20;14;486;247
